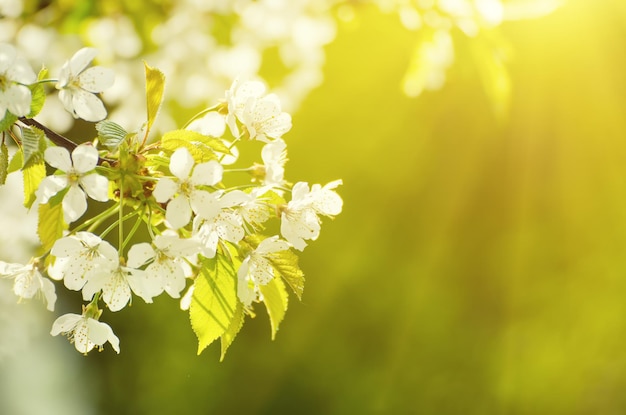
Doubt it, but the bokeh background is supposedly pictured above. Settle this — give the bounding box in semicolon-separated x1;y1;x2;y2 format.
3;0;626;413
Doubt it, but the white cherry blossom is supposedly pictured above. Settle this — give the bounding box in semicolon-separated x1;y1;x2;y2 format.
237;236;290;306
192;192;247;258
51;311;120;354
56;47;115;122
280;180;343;251
48;232;117;292
82;257;161;312
0;43;37;118
153;147;223;229
0;259;56;311
36;144;109;224
220;189;271;232
226;79;292;142
127;235;200;298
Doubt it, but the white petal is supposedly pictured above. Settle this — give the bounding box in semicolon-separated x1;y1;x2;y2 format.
251;257;275;285
44;146;73;172
73;319;95;354
0;43;17;73
71;144;99;173
169;147;194;179
51;236;83;257
40;277;57;311
87;318;120;353
127;242;155;268
72;89;107;122
4;84;32;117
153;178;178;203
291;182;311;202
101;270;132;312
62;185;88;223
50;313;82;336
256;236;290;255
191;160;223;186
219;190;249;207
69;47;97;76
190;190;220;220
78;66;115;93
166;195;192;229
126;268;162;302
80;173;109;202
36;175;68;204
148;260;185;298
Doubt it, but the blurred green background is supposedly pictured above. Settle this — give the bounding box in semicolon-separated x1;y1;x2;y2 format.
7;0;626;413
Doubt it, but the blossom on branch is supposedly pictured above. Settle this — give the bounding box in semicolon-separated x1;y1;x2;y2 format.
280;180;343;251
36;144;110;223
153;147;223;229
127;235;200;298
48;232;118;292
226;79;292;142
56;47;115;122
237;236;290;306
51;311;120;354
0;259;56;311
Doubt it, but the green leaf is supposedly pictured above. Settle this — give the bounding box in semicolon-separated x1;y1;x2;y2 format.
7;148;22;174
260;277;289;340
21;126;45;167
190;252;239;355
268;249;305;301
96;120;128;151
144;63;165;134
0;142;8;185
38;202;66;252
219;301;245;361
160;129;230;163
22;160;45;208
27;67;49;118
0;112;18;133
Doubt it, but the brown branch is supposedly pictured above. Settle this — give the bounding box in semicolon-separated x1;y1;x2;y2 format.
17;117;114;166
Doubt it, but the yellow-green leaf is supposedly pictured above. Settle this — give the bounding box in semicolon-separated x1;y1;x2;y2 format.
190;253;239;355
21;126;45;167
38;202;66;252
260;277;289;340
144;62;166;135
27;67;49;118
269;249;305;301
160;129;230;163
22;160;45;208
220;301;245;361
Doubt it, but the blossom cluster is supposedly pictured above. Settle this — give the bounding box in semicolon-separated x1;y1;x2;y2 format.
0;44;342;356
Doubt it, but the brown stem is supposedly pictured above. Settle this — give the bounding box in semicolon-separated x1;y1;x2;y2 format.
17;117;114;166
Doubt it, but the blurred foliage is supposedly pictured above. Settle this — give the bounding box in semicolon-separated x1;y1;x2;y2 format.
5;0;626;413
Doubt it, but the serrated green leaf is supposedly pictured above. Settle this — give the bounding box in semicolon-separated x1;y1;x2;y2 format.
160;129;230;163
260;277;289;340
190;253;239;355
7;148;22;174
21;126;45;167
0;112;18;133
22;160;45;208
38;202;66;252
96;120;127;151
269;249;305;300
220;301;245;361
0;142;8;185
27;67;49;118
145;63;165;134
